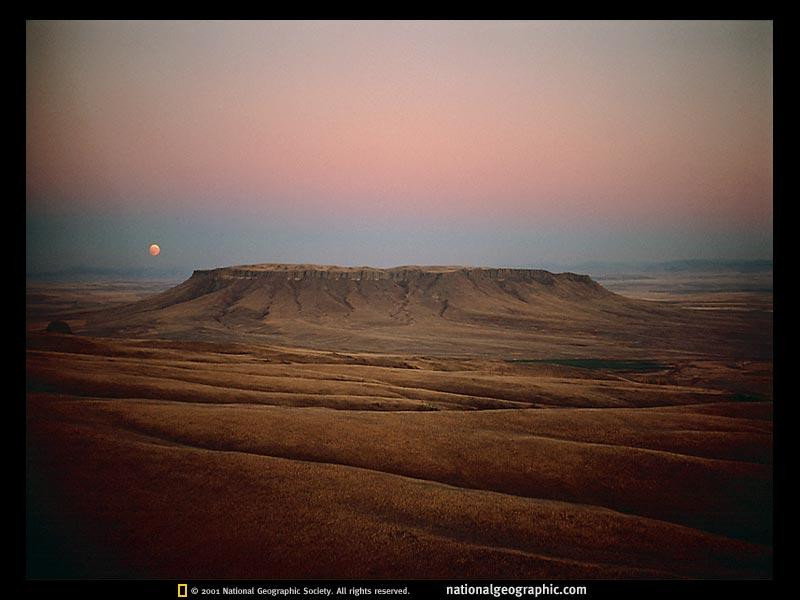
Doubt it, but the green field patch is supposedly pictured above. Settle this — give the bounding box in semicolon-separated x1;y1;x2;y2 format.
507;358;668;372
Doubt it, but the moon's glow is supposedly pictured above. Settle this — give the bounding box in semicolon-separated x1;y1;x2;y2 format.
149;244;160;256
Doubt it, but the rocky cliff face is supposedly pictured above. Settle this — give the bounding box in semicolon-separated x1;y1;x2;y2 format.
191;264;598;286
183;264;604;298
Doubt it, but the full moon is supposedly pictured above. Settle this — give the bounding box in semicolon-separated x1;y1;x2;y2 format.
149;244;160;256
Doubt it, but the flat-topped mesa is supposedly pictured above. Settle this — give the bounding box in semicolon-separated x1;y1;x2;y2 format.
87;261;629;342
83;262;766;361
190;263;599;286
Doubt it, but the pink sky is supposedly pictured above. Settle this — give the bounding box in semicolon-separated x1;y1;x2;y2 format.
26;21;772;269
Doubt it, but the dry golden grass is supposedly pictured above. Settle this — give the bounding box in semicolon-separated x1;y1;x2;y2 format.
26;267;773;579
27;334;772;579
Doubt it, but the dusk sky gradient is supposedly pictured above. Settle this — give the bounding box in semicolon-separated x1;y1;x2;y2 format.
26;20;773;273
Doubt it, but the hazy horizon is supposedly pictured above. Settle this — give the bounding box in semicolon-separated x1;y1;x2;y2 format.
27;20;773;274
